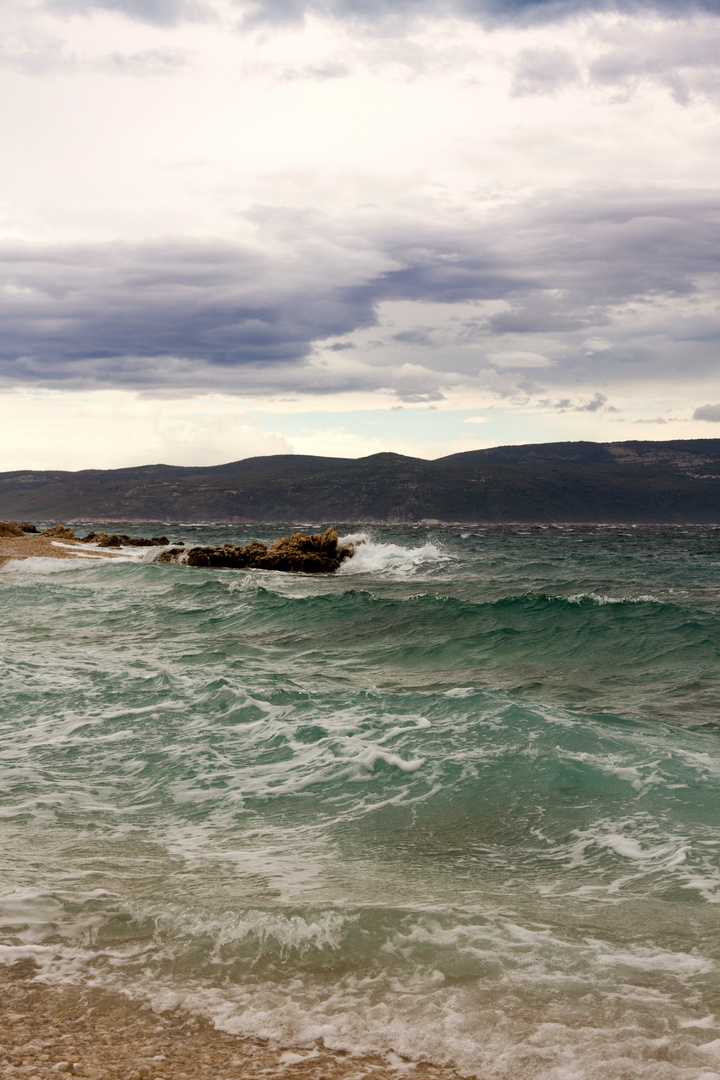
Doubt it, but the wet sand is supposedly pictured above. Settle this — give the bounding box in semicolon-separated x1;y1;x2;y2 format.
0;536;123;568
0;966;461;1080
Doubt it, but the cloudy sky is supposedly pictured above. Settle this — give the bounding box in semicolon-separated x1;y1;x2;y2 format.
2;0;720;468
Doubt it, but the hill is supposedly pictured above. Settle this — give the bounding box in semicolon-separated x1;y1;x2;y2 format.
1;439;720;523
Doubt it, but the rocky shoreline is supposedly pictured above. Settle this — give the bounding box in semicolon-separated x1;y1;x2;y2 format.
0;522;357;573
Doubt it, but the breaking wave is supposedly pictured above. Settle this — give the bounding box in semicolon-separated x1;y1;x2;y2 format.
1;523;720;1077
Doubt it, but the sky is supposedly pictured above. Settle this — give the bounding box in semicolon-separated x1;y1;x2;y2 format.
2;0;720;469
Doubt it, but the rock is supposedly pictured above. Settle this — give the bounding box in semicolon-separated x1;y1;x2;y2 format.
39;524;76;540
79;533;169;548
19;523;37;533
154;548;184;564
182;527;354;574
97;535;126;548
0;521;24;537
183;544;249;569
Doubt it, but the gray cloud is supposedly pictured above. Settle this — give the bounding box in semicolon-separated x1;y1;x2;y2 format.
279;62;352;80
503;19;720;105
2;187;720;393
372;189;720;361
630;416;679;423
542;393;617;411
576;392;617;411
693;404;720;421
0;239;378;389
587;20;720;103
0;31;188;77
45;0;212;26
511;47;581;96
43;0;720;27
238;0;720;27
393;329;437;346
100;49;189;75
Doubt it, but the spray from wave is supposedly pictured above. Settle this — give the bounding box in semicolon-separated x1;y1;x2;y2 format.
337;533;450;577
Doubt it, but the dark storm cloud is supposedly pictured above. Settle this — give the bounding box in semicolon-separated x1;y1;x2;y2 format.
370;189;720;351
2;188;720;392
0;240;378;388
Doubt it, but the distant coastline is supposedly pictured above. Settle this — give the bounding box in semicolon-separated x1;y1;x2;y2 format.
2;438;720;523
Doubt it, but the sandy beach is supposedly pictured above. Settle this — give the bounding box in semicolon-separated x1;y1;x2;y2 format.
0;536;124;569
0;969;459;1080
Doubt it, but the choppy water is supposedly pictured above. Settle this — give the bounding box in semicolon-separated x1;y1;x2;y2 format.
1;524;720;1079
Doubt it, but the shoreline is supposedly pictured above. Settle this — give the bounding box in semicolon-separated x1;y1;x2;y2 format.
0;536;124;569
0;968;463;1080
0;527;355;574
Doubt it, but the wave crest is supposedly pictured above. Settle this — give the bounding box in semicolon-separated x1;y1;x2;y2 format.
337;535;450;577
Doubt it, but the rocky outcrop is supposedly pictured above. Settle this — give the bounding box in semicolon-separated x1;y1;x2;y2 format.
40;524;76;540
160;527;355;574
0;518;356;573
35;525;170;547
0;521;25;537
80;532;169;548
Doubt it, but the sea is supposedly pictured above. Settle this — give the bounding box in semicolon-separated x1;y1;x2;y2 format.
1;523;720;1080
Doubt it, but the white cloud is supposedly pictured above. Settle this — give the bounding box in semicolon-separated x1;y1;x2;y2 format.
488;352;555;368
582;337;612;354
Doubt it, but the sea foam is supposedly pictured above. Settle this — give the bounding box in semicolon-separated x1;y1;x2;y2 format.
2;523;720;1078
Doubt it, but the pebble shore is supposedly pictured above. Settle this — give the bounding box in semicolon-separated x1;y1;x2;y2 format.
0;969;460;1080
0;536;122;568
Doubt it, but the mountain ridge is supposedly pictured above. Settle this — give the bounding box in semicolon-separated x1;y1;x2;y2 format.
2;439;720;523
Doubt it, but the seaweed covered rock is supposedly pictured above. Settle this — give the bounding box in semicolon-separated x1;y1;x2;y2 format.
184;527;353;574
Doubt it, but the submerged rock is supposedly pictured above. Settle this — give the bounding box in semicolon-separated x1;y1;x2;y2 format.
180;527;354;574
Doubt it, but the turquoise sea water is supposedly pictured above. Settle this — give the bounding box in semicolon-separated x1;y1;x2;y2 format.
1;524;720;1079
